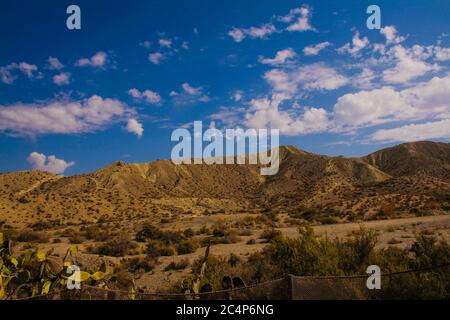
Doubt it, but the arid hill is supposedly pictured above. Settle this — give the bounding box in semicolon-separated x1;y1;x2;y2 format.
363;141;450;179
1;141;449;227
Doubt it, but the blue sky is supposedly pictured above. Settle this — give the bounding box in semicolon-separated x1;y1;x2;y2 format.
1;0;450;175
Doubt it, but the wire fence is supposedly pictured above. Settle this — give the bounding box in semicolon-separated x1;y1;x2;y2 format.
11;264;450;300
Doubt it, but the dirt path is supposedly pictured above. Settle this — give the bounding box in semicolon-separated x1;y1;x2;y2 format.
286;215;450;238
14;176;61;197
280;214;450;249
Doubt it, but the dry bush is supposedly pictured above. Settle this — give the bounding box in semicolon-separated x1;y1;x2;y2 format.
164;258;190;271
146;240;176;258
177;239;199;255
260;229;282;242
95;236;138;257
121;257;156;273
14;229;50;243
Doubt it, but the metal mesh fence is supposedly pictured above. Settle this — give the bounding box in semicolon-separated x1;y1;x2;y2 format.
10;264;450;300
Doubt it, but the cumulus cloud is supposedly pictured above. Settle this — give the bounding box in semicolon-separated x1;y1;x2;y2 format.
182;83;202;95
228;28;246;43
128;88;161;104
170;83;210;105
148;52;165;64
371;119;450;142
47;57;64;70
158;38;172;48
52;72;71;86
279;6;315;32
258;48;296;65
0;62;40;84
353;68;376;89
382;45;440;83
244;97;329;136
18;62;38;78
0;65;17;84
0;95;133;137
228;23;276;42
338;31;369;56
227;5;315;42
303;42;331;56
125;118;143;137
380;26;405;45
333;74;450;131
76;52;107;68
265;63;349;98
232;90;243;102
27;152;74;175
231;74;450;142
434;46;450;61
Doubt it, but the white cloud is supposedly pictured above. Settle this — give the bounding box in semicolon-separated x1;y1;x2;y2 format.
181;41;190;50
382;45;439;83
371;119;450;142
380;26;405;45
333;74;450;131
265;63;349;98
0;65;16;84
280;6;315;32
338;31;369;56
0;62;39;84
47;57;64;70
159;38;172;48
171;83;210;105
264;69;297;98
182;82;202;95
125;118;143;138
434;46;450;61
148;52;165;64
18;62;38;78
353;68;376;89
228;24;276;42
232;90;243;102
0;95;132;137
227;5;315;42
247;24;277;39
258;48;296;65
303;42;331;56
228;28;246;42
53;72;71;86
128;88;161;104
244;97;329;136
27;152;74;175
76;52;107;68
241;73;450;141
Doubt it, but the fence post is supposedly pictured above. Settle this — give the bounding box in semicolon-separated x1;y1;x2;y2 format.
288;274;294;300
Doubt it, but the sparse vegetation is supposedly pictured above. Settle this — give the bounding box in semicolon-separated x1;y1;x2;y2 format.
146;240;176;258
164;258;190;271
95;236;138;257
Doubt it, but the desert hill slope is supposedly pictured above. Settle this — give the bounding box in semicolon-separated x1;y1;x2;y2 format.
363;141;450;179
0;141;449;227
